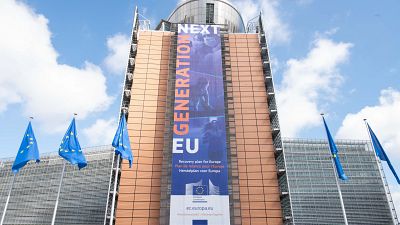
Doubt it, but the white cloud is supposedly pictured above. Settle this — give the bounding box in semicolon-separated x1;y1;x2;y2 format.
276;38;353;137
0;0;113;131
103;33;130;75
83;118;117;146
336;87;400;219
337;88;400;154
231;0;291;44
322;27;340;37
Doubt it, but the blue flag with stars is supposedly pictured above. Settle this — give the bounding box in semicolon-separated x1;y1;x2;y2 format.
59;118;87;169
367;123;400;184
322;116;348;180
112;114;133;167
12;122;40;174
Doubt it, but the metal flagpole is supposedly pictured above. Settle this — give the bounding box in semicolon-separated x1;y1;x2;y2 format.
51;161;66;225
0;174;16;225
321;114;349;225
109;154;120;225
363;119;398;225
1;116;34;225
103;150;116;225
331;158;349;225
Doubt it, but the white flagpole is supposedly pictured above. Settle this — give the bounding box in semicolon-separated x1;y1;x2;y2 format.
363;119;398;225
0;174;16;225
331;158;349;225
103;151;116;225
109;154;120;225
321;114;349;225
51;161;66;225
1;116;34;225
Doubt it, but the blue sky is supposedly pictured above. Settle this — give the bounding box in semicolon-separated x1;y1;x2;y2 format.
1;0;400;213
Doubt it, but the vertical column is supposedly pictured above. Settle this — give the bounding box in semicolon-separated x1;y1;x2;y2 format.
229;34;283;225
115;31;172;225
223;33;242;225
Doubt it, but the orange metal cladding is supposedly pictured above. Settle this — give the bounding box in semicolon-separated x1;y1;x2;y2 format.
114;31;283;225
229;34;283;225
115;31;172;225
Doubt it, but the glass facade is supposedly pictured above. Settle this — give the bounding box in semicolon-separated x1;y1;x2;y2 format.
206;3;215;24
0;146;114;225
168;0;245;32
280;138;398;225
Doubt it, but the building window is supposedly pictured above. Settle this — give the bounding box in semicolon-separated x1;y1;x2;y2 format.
206;3;214;24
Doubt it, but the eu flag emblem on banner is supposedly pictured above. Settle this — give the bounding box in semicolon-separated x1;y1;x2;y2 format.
112;114;133;167
12;122;40;174
193;185;208;195
59;118;87;169
193;220;208;225
367;122;400;184
322;116;348;180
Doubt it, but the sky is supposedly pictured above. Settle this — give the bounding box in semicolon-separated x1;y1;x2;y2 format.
0;0;400;215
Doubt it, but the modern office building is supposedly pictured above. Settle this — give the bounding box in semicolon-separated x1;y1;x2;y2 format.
280;138;399;225
113;0;283;224
0;140;397;224
106;0;399;225
0;1;398;225
0;146;115;225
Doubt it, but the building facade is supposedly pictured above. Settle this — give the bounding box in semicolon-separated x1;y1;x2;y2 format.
1;1;398;225
280;138;399;225
0;140;397;224
113;1;283;224
109;1;399;225
0;146;114;225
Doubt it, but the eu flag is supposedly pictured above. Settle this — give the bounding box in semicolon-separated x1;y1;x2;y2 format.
12;122;40;174
367;123;400;184
59;118;87;169
322;116;348;180
193;185;208;195
112;114;133;167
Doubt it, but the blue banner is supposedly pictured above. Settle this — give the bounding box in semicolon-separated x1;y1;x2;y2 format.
170;24;230;225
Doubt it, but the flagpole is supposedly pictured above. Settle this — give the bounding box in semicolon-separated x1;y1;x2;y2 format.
109;153;120;225
2;116;36;225
51;113;77;225
103;150;116;225
321;114;349;225
51;160;66;225
0;174;16;225
363;119;398;225
331;158;349;225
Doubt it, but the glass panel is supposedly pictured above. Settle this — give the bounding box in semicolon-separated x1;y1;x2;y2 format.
206;3;214;24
